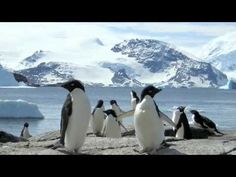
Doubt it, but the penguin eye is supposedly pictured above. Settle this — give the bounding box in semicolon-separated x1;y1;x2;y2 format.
71;83;75;87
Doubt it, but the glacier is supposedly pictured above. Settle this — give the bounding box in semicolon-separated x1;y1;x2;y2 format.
0;99;44;119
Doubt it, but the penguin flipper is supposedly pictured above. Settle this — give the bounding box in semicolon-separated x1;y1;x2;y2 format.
20;127;24;137
215;128;224;135
159;111;176;128
117;110;135;120
60;94;72;145
199;120;208;129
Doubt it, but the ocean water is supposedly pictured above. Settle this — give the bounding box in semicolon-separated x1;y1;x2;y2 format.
0;87;235;136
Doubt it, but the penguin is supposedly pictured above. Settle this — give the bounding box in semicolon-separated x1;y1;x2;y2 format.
102;109;121;138
172;106;192;139
110;99;128;131
110;100;125;116
20;122;32;139
91;100;105;136
59;79;91;153
134;85;167;153
190;110;224;135
130;90;140;110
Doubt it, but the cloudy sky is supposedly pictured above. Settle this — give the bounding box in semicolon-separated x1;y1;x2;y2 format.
0;22;236;66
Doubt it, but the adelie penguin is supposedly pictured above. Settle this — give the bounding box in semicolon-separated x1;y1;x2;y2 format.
110;99;128;131
91;100;105;136
59;79;91;153
130;90;140;110
102;109;121;138
134;85;172;154
190;110;224;135
172;106;192;139
20;122;32;139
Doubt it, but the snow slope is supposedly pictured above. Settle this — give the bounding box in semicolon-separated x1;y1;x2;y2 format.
15;38;228;88
200;31;236;79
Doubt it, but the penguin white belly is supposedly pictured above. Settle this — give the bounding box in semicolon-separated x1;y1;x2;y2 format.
103;116;121;138
65;89;91;151
172;110;180;131
92;109;105;134
113;105;124;122
176;123;184;139
131;98;136;110
134;98;164;151
23;128;31;139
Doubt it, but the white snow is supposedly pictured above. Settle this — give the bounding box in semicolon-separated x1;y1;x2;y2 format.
0;99;44;119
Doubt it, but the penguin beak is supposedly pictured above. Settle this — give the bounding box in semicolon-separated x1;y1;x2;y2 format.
60;83;68;90
155;88;162;94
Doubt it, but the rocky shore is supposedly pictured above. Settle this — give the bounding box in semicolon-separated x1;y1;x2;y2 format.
0;126;236;155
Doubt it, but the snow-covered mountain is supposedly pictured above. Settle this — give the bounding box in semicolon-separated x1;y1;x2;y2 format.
111;39;228;88
200;32;236;79
17;61;114;86
0;64;19;86
15;39;228;88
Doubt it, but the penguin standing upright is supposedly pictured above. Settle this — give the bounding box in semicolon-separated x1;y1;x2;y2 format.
190;110;224;135
20;122;32;139
102;109;121;138
60;79;91;153
110;99;128;131
91;100;105;136
134;85;166;153
130;90;140;110
172;106;192;139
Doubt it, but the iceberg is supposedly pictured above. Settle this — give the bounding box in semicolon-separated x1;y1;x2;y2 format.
0;65;19;86
0;99;44;119
220;78;236;89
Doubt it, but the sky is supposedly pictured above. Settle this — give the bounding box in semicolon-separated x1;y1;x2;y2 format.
1;22;236;67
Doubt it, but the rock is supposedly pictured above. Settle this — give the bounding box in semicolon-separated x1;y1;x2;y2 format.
164;126;213;139
0;131;27;143
29;131;60;142
0;127;235;155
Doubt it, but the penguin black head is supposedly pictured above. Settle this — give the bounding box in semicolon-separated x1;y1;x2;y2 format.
96;100;104;108
190;110;200;115
103;109;117;118
110;100;118;106
177;106;186;112
24;122;29;127
61;79;85;92
140;85;162;100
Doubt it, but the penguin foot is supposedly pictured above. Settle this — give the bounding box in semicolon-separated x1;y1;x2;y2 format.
49;141;64;149
95;133;103;137
133;148;147;154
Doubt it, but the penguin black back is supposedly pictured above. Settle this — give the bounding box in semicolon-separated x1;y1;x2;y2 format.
190;110;224;135
104;109;117;118
92;100;104;115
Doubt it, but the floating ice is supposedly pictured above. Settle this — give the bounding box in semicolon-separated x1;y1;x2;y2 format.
0;99;44;119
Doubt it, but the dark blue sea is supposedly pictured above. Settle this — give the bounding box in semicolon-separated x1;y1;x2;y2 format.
0;87;235;136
